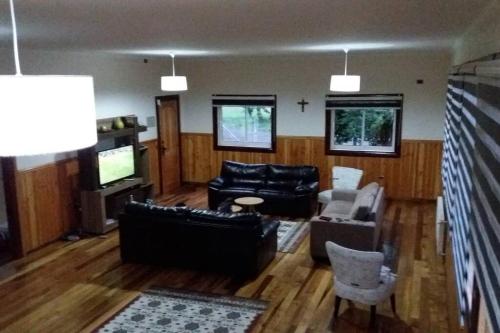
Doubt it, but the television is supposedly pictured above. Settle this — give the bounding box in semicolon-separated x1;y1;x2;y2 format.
97;145;135;186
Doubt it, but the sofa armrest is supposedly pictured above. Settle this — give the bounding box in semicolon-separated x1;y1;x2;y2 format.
295;181;319;194
331;188;358;202
208;176;228;188
262;219;280;238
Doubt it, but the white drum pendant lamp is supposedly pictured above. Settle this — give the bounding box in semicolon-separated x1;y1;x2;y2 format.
161;54;188;91
330;49;360;92
0;0;97;156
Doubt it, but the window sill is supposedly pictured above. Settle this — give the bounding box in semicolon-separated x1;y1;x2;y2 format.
326;149;401;158
213;144;276;153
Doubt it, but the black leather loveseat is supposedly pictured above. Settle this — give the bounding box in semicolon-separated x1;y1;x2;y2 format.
119;201;279;276
208;161;319;218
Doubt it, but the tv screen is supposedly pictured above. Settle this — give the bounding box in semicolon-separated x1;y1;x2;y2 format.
98;145;135;186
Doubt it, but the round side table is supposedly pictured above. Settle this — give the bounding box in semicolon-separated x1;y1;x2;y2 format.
234;196;264;212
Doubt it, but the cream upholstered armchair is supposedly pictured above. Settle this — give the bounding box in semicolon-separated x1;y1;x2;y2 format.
326;241;397;328
318;166;363;211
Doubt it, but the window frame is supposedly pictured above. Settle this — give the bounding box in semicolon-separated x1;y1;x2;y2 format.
325;94;403;157
212;94;277;153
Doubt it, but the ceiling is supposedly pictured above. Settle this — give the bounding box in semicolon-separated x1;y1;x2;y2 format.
0;0;492;57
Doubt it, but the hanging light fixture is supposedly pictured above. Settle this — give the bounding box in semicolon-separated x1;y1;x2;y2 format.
161;54;188;91
330;49;360;92
0;0;97;156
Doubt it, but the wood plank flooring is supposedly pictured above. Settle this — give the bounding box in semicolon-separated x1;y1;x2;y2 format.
0;185;450;332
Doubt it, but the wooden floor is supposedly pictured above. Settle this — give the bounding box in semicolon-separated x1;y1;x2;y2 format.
0;185;450;333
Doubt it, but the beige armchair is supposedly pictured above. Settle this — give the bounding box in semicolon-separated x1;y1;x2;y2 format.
318;166;363;211
326;241;397;328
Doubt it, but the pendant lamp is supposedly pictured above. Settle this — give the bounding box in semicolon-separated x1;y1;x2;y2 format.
330;49;360;92
0;0;97;156
161;54;188;91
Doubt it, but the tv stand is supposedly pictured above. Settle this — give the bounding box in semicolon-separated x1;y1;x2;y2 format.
81;177;153;234
78;116;153;234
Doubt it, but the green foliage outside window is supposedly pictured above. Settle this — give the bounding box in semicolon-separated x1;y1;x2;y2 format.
221;106;271;144
334;108;394;147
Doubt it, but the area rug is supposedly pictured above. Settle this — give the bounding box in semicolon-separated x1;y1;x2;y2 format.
96;287;268;333
277;220;310;253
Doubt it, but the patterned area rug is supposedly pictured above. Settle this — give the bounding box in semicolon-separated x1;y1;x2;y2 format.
277;220;310;253
96;287;268;333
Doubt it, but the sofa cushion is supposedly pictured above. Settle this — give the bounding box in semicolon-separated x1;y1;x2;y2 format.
232;177;264;189
349;182;379;221
257;188;294;197
323;200;353;216
266;179;300;191
221;161;267;180
350;193;376;221
268;164;318;182
219;187;257;196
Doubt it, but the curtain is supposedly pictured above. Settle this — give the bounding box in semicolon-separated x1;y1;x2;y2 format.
442;59;500;332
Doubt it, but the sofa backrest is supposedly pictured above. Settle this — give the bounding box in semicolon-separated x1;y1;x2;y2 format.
124;201;190;219
123;201;262;231
221;160;268;179
189;208;262;228
221;160;319;183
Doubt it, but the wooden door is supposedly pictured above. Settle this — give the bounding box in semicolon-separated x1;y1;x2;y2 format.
156;96;182;194
0;158;23;259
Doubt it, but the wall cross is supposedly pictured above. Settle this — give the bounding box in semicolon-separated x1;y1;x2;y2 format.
298;98;309;112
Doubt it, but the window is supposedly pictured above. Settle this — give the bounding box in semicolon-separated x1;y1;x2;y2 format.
325;94;403;157
213;95;276;152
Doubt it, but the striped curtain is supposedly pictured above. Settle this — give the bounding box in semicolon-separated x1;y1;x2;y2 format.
443;75;473;325
442;59;500;332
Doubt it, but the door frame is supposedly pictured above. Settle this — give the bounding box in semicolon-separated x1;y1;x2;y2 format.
154;95;183;195
0;157;24;259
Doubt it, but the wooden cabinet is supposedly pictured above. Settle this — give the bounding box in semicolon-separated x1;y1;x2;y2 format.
78;116;152;234
81;178;152;234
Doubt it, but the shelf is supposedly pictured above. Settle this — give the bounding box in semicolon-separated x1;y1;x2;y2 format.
95;177;144;196
97;127;135;140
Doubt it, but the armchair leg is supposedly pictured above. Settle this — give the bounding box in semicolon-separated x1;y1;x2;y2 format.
334;296;342;318
330;296;342;329
369;305;376;328
390;293;396;315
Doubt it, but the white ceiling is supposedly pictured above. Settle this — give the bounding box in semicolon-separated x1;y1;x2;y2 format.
0;0;492;56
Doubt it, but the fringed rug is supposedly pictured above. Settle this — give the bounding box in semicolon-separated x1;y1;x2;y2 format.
96;287;268;333
277;220;309;253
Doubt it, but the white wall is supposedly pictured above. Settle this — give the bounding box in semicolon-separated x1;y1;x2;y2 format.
0;48;451;169
453;0;500;65
177;51;451;139
0;49;170;170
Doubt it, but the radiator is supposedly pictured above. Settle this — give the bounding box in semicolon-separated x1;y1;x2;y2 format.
436;196;447;256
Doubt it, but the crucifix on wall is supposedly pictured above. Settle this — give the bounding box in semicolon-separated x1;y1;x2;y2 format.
298;98;309;112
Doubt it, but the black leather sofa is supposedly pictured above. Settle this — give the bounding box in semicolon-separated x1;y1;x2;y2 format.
119;201;279;276
208;161;319;217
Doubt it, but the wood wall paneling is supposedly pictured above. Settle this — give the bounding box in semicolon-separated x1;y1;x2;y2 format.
181;133;443;200
13;135;442;253
16;159;80;252
141;140;161;196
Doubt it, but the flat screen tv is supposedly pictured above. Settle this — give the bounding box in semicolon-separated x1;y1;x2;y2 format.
97;145;135;186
